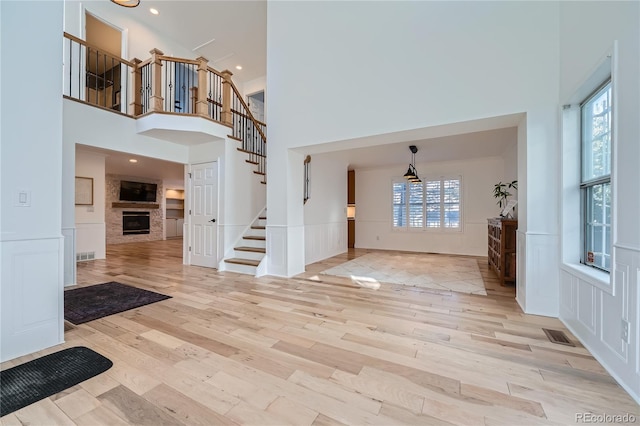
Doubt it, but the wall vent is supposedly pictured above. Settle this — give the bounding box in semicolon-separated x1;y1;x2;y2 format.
542;328;575;346
76;251;96;262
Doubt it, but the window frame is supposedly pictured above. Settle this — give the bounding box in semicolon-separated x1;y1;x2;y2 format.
580;79;612;273
391;175;462;232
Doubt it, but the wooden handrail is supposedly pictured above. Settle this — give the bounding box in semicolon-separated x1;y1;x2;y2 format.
158;56;199;66
137;57;153;68
63;32;135;68
229;83;267;143
206;66;225;79
230;108;266;127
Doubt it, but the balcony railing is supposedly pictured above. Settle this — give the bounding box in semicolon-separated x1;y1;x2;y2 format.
63;33;135;115
63;33;267;181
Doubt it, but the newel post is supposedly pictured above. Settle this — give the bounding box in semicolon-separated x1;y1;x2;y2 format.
149;48;164;112
130;58;142;116
195;56;209;118
221;69;233;127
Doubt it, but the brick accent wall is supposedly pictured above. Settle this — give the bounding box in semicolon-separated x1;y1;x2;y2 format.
106;174;164;244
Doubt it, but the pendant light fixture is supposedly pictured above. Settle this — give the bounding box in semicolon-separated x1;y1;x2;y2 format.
111;0;140;8
403;145;421;183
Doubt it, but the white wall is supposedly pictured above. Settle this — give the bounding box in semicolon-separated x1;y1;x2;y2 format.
303;152;348;265
75;150;106;260
558;1;640;404
266;1;561;290
1;0;65;362
356;157;504;256
64;1;194;60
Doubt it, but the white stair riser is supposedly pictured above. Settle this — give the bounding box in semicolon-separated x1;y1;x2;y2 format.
247;229;266;237
256;219;267;227
233;250;265;261
241;238;266;249
224;262;257;275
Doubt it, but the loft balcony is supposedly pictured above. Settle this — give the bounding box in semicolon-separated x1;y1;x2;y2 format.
62;32;266;176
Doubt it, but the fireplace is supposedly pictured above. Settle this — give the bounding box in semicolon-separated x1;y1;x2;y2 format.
122;211;150;235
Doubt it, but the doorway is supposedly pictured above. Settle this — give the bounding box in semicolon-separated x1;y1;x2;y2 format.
247;91;265;123
84;12;124;111
189;161;219;268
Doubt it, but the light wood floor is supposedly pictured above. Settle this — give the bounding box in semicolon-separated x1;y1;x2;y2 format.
1;240;638;425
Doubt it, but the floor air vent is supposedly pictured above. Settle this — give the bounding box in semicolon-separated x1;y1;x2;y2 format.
542;328;575;346
76;252;95;262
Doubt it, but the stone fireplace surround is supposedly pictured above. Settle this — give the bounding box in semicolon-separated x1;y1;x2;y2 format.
106;174;163;244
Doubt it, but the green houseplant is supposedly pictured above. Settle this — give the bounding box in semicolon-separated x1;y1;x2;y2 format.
493;180;518;213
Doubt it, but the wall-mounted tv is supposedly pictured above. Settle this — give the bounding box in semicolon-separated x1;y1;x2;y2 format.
119;180;158;202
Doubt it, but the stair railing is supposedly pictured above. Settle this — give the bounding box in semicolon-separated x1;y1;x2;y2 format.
63;33;267;181
229;82;267;182
63;32;135;115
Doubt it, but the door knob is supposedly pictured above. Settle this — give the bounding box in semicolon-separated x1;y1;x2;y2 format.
209;218;216;223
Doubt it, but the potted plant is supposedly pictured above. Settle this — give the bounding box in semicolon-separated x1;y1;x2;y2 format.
493;180;517;216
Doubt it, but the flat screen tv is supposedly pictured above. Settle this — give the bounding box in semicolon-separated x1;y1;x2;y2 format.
119;180;157;202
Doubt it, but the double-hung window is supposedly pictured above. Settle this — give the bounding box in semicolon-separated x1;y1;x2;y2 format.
393;177;461;230
581;80;612;272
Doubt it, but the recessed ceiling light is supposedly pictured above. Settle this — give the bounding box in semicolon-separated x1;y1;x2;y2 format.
235;65;242;70
149;8;159;15
129;159;138;163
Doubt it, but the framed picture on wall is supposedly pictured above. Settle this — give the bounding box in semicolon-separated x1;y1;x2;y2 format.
75;176;93;205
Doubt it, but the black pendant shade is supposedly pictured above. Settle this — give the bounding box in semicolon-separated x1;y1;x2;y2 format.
403;146;421;183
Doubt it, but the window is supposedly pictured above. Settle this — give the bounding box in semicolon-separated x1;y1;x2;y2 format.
581;81;612;272
393;177;461;230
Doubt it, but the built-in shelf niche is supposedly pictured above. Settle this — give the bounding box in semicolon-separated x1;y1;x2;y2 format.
166;189;184;219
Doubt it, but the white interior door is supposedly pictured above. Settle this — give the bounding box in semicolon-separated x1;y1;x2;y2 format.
189;161;218;268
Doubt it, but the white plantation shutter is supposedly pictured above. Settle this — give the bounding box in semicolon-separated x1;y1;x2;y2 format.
408;181;424;228
393;177;461;230
392;181;407;228
443;179;460;228
425;180;441;228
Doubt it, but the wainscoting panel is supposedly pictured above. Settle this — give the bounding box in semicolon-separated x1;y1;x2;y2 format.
560;244;640;404
519;232;559;317
1;237;64;362
576;280;597;334
305;222;347;265
62;226;76;287
559;270;576;315
516;231;527;311
75;223;106;261
601;261;629;362
266;226;287;277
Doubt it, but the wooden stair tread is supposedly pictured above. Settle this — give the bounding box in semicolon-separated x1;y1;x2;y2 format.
245;160;259;165
253;171;266;175
244;235;266;241
251;225;266;230
234;246;266;253
258;216;267;220
237;148;266;157
227;134;243;142
225;258;260;267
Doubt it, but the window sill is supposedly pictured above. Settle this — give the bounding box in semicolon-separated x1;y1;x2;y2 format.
561;262;612;294
392;227;462;233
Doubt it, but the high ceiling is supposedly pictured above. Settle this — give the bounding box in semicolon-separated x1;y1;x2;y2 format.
117;0;267;83
75;1;518;182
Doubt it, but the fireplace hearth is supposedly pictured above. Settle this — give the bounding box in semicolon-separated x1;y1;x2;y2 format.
123;211;150;235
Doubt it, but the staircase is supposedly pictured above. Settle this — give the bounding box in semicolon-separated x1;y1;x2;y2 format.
223;210;267;275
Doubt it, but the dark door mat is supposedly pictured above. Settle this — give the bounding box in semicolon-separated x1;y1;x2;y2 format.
0;346;112;417
64;281;171;325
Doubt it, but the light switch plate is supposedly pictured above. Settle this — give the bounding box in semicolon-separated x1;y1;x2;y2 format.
15;190;31;207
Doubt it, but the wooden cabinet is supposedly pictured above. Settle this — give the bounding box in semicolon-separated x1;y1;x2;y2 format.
487;218;517;286
348;170;355;205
